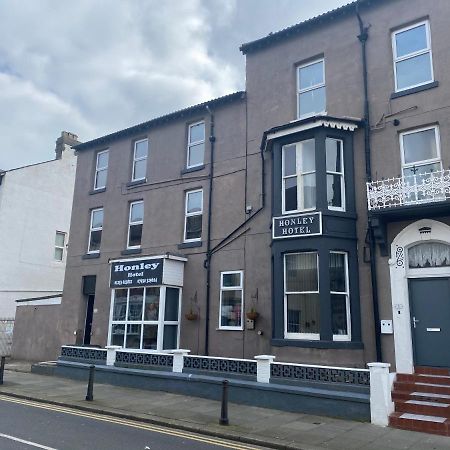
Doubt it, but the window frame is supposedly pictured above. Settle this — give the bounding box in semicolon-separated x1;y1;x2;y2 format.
186;121;205;169
283;251;320;340
392;20;434;93
132;139;148;182
54;231;66;262
183;189;203;243
94;149;109;190
297;58;326;119
400;125;442;174
87;208;103;254
330;251;351;342
107;285;182;351
127;200;144;249
281;139;316;214
326;138;346;212
219;270;244;331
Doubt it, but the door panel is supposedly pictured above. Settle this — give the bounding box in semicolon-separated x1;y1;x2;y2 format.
409;278;450;368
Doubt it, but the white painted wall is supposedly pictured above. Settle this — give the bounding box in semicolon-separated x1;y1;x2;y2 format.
0;146;76;318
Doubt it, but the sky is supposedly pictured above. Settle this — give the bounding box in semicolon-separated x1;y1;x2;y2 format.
0;0;350;170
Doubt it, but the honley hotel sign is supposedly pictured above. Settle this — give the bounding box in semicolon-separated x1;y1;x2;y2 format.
110;258;164;288
272;212;322;239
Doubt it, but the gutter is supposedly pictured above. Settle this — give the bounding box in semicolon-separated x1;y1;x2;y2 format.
356;5;382;362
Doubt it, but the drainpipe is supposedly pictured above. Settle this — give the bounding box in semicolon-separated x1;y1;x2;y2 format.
356;5;382;362
204;105;215;356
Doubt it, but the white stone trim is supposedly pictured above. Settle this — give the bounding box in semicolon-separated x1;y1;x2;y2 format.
389;219;450;374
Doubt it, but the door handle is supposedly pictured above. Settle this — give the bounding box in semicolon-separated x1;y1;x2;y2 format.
412;317;420;328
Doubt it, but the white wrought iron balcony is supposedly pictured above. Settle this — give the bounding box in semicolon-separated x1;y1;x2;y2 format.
366;169;450;211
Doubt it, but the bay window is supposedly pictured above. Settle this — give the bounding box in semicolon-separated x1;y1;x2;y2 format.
284;252;320;339
282;139;316;213
330;252;350;340
109;286;181;350
326;138;345;211
283;251;351;341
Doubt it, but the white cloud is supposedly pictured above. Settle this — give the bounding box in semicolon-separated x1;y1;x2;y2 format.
0;0;349;170
0;0;241;169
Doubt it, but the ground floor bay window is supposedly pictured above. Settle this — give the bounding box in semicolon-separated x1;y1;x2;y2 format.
284;251;350;341
109;285;181;351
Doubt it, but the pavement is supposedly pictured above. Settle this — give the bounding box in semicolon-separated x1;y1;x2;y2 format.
1;361;450;450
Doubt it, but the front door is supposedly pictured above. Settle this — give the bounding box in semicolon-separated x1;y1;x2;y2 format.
409;278;450;368
83;295;95;345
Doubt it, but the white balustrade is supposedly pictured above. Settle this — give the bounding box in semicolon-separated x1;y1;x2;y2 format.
367;169;450;211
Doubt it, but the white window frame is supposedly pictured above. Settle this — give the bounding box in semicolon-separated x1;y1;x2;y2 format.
400;125;442;175
326;138;346;212
297;58;326;119
183;189;203;242
187;121;205;169
219;271;244;331
107;286;182;351
127;201;144;249
94;150;109;190
284;252;320;340
132;139;148;182
330;251;351;342
54;231;66;262
392;20;434;93
281;140;316;214
87;208;103;254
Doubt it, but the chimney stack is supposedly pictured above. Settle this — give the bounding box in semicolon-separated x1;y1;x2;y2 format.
55;131;79;159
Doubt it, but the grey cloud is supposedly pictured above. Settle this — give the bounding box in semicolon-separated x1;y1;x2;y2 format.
0;0;348;170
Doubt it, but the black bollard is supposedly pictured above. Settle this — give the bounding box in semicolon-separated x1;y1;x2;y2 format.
219;379;229;425
85;365;95;401
0;356;5;385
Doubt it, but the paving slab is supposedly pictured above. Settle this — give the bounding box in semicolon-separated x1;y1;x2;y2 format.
1;370;449;449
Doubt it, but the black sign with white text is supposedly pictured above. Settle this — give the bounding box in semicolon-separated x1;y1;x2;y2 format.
272;212;322;239
110;258;164;288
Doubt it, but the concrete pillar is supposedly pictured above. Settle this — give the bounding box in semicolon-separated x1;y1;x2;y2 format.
105;346;121;366
171;349;190;373
367;362;394;426
255;355;275;383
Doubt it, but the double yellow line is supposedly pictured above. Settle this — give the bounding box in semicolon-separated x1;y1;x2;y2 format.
0;394;260;449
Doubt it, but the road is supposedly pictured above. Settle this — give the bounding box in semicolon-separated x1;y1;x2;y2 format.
0;395;264;450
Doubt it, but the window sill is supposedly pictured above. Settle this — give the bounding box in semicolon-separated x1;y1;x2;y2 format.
271;338;364;349
178;241;203;249
89;187;106;195
391;81;438;99
126;179;147;188
82;253;100;260
181;165;205;175
121;248;142;256
216;327;244;331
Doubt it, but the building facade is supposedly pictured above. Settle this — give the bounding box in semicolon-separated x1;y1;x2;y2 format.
0;132;78;318
51;0;450;372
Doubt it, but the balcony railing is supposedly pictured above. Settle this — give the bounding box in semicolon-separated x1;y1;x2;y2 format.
367;169;450;211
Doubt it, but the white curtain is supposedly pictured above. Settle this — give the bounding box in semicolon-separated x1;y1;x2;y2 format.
408;242;450;268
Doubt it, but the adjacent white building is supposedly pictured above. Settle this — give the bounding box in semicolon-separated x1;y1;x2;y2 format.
0;131;78;318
